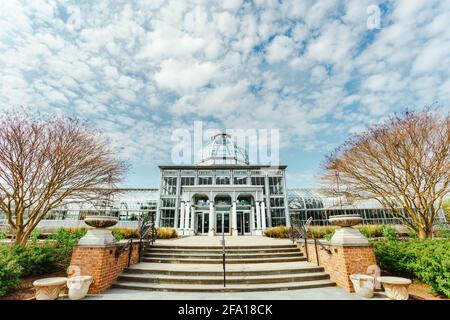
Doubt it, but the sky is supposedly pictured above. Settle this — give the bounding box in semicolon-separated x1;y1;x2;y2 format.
0;0;449;188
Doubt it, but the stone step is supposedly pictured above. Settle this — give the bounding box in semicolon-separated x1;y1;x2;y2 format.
117;272;330;285
149;244;297;250
146;248;300;254
143;252;301;259
125;265;325;276
112;279;336;292
141;256;306;264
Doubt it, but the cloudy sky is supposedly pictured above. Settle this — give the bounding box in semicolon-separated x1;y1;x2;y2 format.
1;0;449;188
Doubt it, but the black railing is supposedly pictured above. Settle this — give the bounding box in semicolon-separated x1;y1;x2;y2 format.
138;213;157;261
221;218;226;287
289;216;312;243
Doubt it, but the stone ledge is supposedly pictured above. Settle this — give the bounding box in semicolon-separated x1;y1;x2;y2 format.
296;239;373;247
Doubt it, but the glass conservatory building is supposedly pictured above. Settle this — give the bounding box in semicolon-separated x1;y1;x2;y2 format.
156;133;289;236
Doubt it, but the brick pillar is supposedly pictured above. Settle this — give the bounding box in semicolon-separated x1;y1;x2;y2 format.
69;241;140;294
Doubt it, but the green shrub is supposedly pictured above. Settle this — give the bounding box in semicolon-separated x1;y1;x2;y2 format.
156;228;178;239
324;231;335;241
11;243;61;277
50;228;87;266
29;228;41;243
0;229;8;240
382;225;398;241
264;226;290;238
374;239;450;297
0;245;22;296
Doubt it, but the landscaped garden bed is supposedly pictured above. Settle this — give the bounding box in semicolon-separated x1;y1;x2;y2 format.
0;226;178;298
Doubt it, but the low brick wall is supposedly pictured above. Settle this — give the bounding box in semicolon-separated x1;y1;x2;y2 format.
297;239;377;292
70;240;140;294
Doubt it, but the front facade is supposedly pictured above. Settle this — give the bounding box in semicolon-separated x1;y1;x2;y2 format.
156;133;290;236
156;164;289;236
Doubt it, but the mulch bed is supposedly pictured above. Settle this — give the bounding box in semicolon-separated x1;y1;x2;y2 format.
0;271;67;300
408;280;448;300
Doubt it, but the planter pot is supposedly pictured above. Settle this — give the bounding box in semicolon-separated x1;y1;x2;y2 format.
78;215;119;246
329;215;368;245
350;274;374;298
67;276;93;300
33;277;67;300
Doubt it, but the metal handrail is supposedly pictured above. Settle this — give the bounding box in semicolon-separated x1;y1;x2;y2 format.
221;216;226;287
138;213;157;262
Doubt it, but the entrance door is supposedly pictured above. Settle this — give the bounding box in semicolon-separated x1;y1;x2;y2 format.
216;211;230;234
237;211;250;235
195;212;209;235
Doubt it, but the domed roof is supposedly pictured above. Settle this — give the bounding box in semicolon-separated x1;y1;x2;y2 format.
198;133;249;165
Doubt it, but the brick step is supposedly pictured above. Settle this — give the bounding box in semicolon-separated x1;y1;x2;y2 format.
117;272;330;285
146;248;300;254
143;252;301;259
112;279;336;292
141;256;306;264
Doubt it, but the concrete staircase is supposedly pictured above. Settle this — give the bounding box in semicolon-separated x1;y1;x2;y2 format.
113;243;335;292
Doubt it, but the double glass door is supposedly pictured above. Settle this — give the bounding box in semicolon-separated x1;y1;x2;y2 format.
195;212;209;235
236;211;250;235
216;211;230;234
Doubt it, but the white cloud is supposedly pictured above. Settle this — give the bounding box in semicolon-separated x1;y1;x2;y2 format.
1;0;450;186
265;35;295;64
154;59;219;93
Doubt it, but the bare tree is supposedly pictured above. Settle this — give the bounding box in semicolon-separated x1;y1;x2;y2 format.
0;111;127;244
322;109;449;239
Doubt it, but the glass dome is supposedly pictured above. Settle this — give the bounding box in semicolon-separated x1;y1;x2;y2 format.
198;133;249;165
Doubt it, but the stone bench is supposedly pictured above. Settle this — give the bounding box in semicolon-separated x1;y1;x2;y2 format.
377;276;412;300
33;277;67;300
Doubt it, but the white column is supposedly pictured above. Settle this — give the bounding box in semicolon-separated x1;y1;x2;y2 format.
209;202;215;236
190;205;195;230
251;206;256;231
256;202;261;230
179;201;185;232
261;201;267;229
184;202;190;230
231;201;237;236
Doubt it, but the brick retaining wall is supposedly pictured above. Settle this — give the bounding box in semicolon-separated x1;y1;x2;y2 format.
297;239;377;292
70;240;140;294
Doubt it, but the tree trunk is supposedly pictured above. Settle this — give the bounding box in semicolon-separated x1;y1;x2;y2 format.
13;228;31;245
417;227;432;239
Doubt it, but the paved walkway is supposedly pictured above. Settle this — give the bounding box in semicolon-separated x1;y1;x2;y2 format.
88;287;388;300
154;236;293;246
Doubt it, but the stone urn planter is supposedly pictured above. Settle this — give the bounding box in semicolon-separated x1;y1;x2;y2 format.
78;215;119;246
350;274;374;298
33;277;67;300
329;214;368;245
67;276;93;300
377;276;412;300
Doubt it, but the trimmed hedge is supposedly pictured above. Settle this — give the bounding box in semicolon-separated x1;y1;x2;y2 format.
374;239;450;297
264;225;395;240
156;228;178;239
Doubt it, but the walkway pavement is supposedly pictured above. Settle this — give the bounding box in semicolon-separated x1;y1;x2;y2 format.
87;287;388;300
